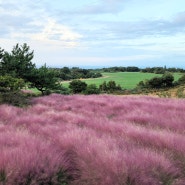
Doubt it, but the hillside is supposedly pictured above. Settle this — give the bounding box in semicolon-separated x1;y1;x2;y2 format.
0;94;185;185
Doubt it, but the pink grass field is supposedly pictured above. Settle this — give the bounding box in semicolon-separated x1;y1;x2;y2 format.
0;94;185;185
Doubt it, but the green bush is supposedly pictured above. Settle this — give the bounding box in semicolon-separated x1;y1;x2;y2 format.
0;75;25;91
84;84;100;95
99;81;122;93
69;80;87;94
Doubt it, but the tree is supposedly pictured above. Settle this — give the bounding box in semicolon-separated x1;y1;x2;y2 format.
162;72;174;87
29;65;59;95
0;43;35;81
69;80;87;94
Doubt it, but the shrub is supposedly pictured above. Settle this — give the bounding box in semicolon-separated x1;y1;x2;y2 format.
69;80;87;94
84;84;100;95
178;74;185;85
99;81;122;93
0;91;30;107
0;75;25;92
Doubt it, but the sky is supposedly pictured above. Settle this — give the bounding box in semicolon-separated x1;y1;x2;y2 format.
1;0;185;68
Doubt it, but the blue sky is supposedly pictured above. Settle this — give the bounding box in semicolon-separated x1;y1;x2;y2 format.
1;0;185;68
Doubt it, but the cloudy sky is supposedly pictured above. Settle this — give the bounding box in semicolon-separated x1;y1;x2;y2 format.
1;0;185;68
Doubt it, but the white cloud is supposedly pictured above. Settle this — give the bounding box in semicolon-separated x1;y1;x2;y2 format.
33;19;83;48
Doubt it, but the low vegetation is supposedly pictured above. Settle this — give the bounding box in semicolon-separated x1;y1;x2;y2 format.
0;94;185;184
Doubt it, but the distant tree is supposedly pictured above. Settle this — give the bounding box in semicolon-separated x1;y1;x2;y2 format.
69;80;87;94
126;66;140;72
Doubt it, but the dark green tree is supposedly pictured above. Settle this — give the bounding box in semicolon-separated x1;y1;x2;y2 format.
29;65;59;95
69;80;87;94
0;43;35;81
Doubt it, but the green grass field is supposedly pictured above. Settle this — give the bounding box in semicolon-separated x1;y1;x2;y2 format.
62;72;182;89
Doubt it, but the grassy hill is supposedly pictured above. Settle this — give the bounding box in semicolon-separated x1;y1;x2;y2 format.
62;72;182;89
0;94;185;184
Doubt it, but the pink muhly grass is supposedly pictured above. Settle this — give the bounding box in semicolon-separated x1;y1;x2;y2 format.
0;94;185;184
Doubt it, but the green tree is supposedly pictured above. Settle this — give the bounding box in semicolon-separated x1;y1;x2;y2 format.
29;65;59;95
69;80;87;94
0;43;35;81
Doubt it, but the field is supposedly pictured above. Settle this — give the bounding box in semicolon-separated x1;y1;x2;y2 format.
62;72;182;89
0;94;185;185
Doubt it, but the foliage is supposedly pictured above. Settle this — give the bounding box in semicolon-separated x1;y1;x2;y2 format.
0;75;25;92
0;91;30;107
29;65;60;95
69;80;87;94
142;66;185;73
178;74;185;85
99;80;122;93
0;95;185;184
162;72;174;87
55;67;102;80
0;43;35;81
103;66;140;72
84;84;100;95
138;73;175;89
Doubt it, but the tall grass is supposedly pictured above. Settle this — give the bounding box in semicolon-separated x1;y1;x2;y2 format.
0;94;185;184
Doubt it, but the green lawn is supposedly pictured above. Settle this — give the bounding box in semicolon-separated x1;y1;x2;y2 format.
61;72;182;89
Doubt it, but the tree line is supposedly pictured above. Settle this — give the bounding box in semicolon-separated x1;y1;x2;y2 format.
101;66;185;73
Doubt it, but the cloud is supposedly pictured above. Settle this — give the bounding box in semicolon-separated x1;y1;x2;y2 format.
0;0;83;48
32;18;83;48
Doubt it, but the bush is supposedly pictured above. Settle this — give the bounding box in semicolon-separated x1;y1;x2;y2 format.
0;91;30;107
178;74;185;85
69;80;87;94
0;75;25;92
84;84;100;95
99;81;122;93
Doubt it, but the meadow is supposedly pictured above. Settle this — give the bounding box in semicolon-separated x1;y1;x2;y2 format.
62;72;182;89
0;94;185;185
